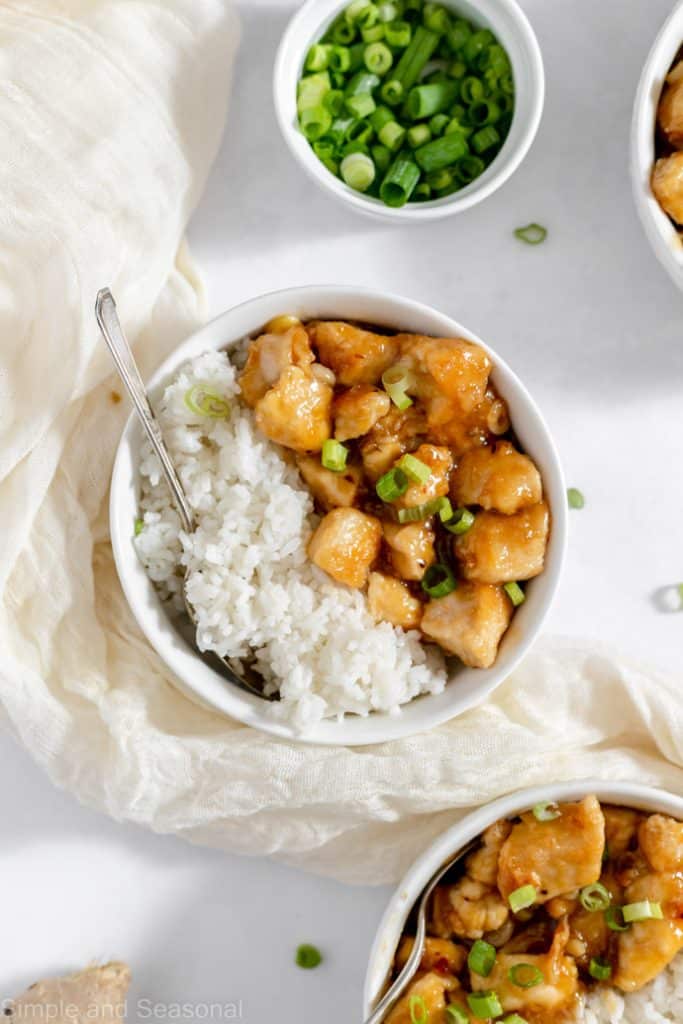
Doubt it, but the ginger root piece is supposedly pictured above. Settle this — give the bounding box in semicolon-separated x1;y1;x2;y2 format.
7;962;131;1024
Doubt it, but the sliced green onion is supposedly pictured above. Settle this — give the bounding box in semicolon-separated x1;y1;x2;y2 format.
380;78;404;105
297;71;331;114
421;562;457;598
454;154;485;185
468;939;496;977
391;25;440;93
330;44;352;72
429;112;450;135
347;117;374;143
447;20;471;51
184;384;230;419
463;29;495;64
378;2;399;22
346;0;375;24
414;182;432;200
398;496;449;523
467;991;503;1020
445;1009;469;1024
469;98;501;126
423;2;451;34
588;957;612;981
409;994;428;1024
415;131;468;172
340;151;376;191
605;906;629;932
378;119;406;151
460;75;484;105
371;142;392;172
321;439;349;472
376;467;409;502
306;43;333;72
134;518;144;536
345;69;381;96
503;582;525;607
362;23;386;42
380;154;420;206
472;125;500;154
532;801;560;822
501;1017;528;1024
567;486;584;509
508;885;537;913
407;123;432;148
580;882;611;913
332;18;357;44
448;59;467;79
438;497;454;522
406;80;458;119
346;91;376;117
323;88;345;115
384;19;412;48
398;453;432;483
443;507;475;535
300;105;333;141
382;365;414;409
514;223;547;246
365;41;393;74
295;943;322;968
507;963;543;989
622;900;664;923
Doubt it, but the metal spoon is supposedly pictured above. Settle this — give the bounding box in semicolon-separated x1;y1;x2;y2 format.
95;287;270;701
364;838;478;1024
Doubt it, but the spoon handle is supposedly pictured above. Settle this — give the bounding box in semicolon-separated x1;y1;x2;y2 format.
95;288;195;535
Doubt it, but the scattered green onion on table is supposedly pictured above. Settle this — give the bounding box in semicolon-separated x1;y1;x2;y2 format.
296;0;515;206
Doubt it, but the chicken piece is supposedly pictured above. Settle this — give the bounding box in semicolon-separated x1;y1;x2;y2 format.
471;920;578;1016
9;963;131;1024
333;385;391;442
308;507;382;588
603;806;643;859
308;320;399;386
385;972;456;1024
360;405;427;481
614;850;651;889
613;872;683;991
639;814;683;872
428;388;505;454
296;453;362;510
395;936;467;976
394;444;454;510
466;820;513;887
498;796;605;904
255;365;332;452
383;521;436;581
367;572;423;630
652;153;683;225
397;334;492;422
450;442;543;515
421;583;513;669
432;877;509;940
657;59;683;147
239;326;314;407
454;501;550;584
568;902;611;966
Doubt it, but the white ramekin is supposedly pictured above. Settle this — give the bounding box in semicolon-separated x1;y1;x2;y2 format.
363;780;683;1016
109;285;566;746
274;0;544;222
632;0;683;288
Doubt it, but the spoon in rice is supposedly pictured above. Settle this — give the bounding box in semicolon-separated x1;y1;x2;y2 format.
364;839;478;1024
95;288;271;701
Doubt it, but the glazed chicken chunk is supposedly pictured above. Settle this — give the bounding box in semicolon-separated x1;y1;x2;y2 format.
367;572;422;630
295;454;362;510
383;521;436;581
308;507;382;588
395;444;453;510
421;583;513;669
397;334;492;421
239;324;314;407
613;871;683;991
395;936;467;975
639;814;683;872
498;795;605;903
385;972;455;1024
359;405;427;481
308;320;399;385
333;385;391;441
432;877;509;940
652;152;683;225
658;60;683;147
454;501;550;583
254;365;332;452
451;441;543;514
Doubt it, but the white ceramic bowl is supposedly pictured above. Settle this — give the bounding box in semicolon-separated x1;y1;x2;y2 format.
363;780;683;1016
274;0;544;222
632;0;683;288
110;285;566;746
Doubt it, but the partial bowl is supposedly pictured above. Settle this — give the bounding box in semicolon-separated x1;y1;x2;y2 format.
632;0;683;288
363;779;683;1016
273;0;545;222
110;285;567;746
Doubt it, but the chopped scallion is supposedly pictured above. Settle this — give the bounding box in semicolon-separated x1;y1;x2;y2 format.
295;944;322;968
501;1017;528;1024
503;581;525;607
588;957;612;981
398;496;449;522
514;223;547;245
134;518;144;537
507;963;543;989
605;906;629;932
409;994;429;1024
468;939;496;977
579;882;611;913
443;507;474;535
398;453;432;483
467;991;503;1020
446;1008;469;1024
532;801;560;822
376;467;409;502
382;365;414;409
622;900;663;923
421;562;457;598
508;885;537;913
184;384;230;419
364;41;394;75
321;439;349;472
567;487;585;509
340;151;376;191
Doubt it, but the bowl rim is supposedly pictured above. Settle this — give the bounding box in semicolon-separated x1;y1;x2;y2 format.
631;0;683;282
273;0;545;222
363;779;683;1014
110;283;567;746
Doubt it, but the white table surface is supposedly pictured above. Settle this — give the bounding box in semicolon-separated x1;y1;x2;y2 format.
3;0;683;1020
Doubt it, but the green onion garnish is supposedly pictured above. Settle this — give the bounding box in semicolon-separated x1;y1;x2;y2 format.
588;957;612;981
438;497;454;523
622;900;663;923
421;563;457;598
364;41;393;75
500;1017;528;1024
398;496;448;523
442;507;475;535
376;467;409;502
605;906;629;932
381;366;414;410
567;487;585;509
503;582;525;607
445;1008;469;1024
340;151;376;192
579;882;611;913
514;223;547;245
468;939;496;977
507;963;544;989
184;384;230;419
321;439;349;472
134;518;144;537
532;801;560;822
508;885;537;913
409;994;429;1024
295;943;322;968
398;453;432;484
467;991;503;1020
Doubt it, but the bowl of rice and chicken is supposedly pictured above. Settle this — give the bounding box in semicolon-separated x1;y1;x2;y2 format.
110;285;566;744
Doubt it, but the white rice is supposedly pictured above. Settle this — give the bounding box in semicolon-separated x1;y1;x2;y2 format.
580;961;683;1023
135;348;447;730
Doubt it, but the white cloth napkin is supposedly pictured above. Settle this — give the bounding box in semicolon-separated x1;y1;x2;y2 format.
1;0;683;888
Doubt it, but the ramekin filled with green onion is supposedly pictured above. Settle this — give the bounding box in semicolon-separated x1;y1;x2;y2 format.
274;0;544;220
